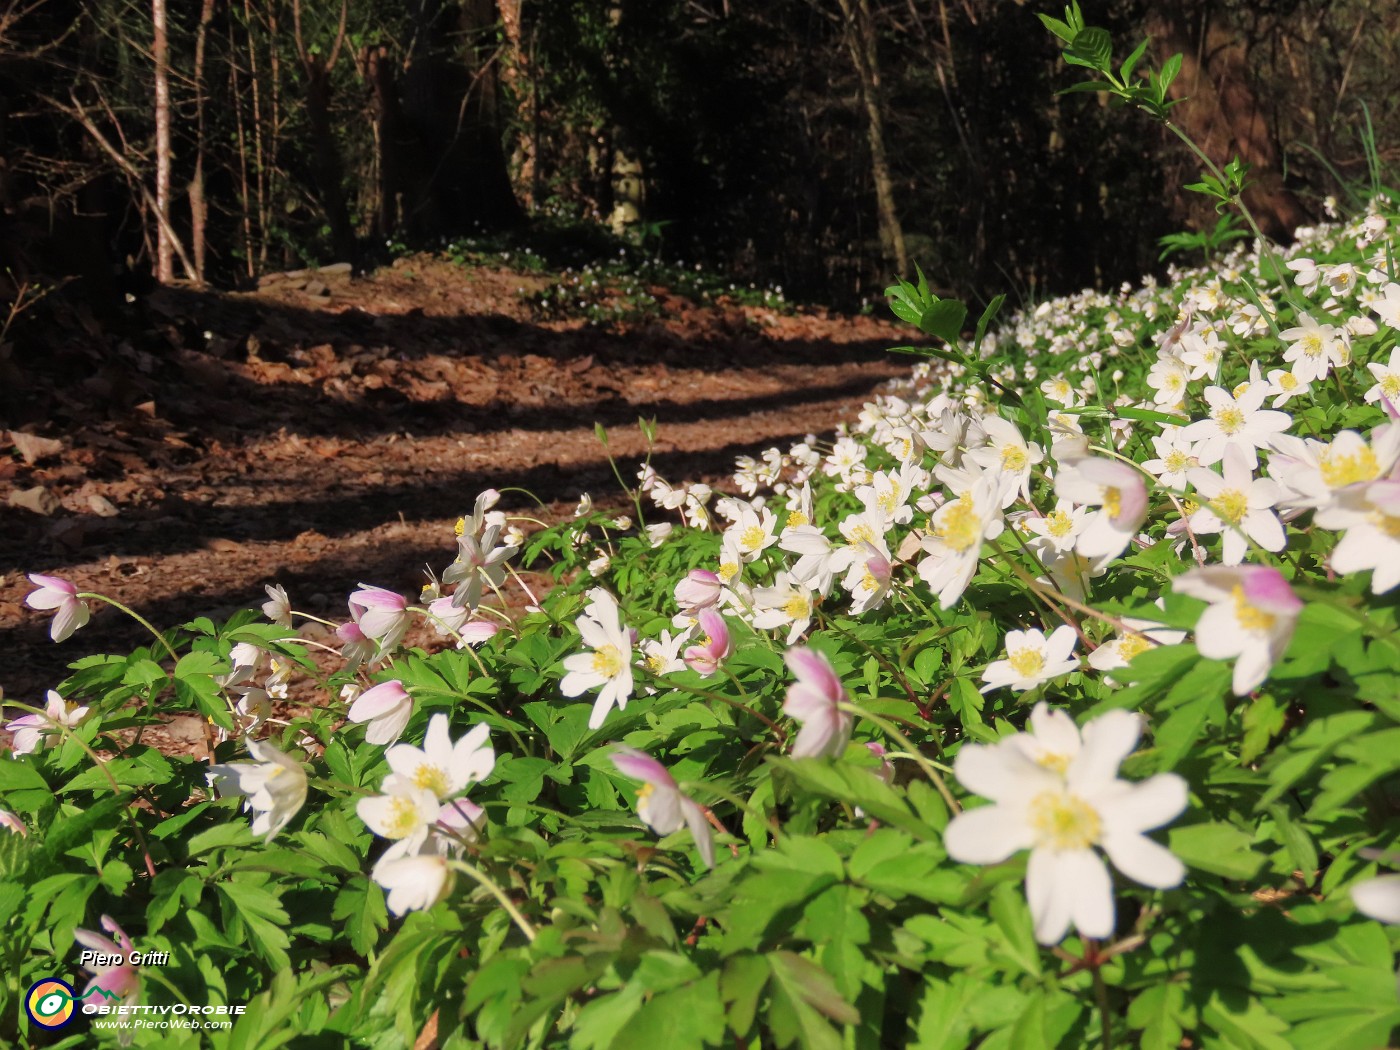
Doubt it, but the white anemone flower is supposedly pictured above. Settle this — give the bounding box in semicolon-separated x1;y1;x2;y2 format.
981;625;1080;693
384;715;494;800
207;739;308;842
1179;383;1291;469
1172;565;1302;695
372;852;455;916
917;473;1004;609
944;703;1188;945
1363;347;1400;407
1317;478;1400;594
1053;455;1148;561
357;780;443;862
1186;445;1286;565
559;591;636;729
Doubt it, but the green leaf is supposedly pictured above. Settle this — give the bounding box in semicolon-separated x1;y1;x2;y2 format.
919;298;968;344
1066;26;1112;71
333;877;389;957
219;880;292;968
1168;821;1263;880
721;954;770;1038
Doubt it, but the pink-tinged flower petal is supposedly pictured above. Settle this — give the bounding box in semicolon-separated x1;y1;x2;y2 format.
680;798;716;868
347;680;410;721
349;584;407;612
459;620;500;645
337;621;369;644
49;598;90;643
1353;874;1400;925
610;746;676;788
944;804;1035;864
25;574;76;609
783;646;844;702
1238;565;1302;614
72;928;124;962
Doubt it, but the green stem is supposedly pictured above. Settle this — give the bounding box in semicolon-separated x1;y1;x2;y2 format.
836;701;960;814
447;858;537;942
78;593;179;663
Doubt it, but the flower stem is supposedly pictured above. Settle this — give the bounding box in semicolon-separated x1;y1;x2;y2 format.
837;701;960;815
78;593;179;663
447;858;537;942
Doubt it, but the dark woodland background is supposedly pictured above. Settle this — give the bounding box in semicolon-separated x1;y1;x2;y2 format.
0;0;1396;356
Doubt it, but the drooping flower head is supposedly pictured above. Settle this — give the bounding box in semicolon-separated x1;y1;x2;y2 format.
348;584;411;655
783;646;852;759
25;573;90;643
73;916;141;1006
206;738;308;841
5;690;90;756
610;746;715;868
347;680;415;746
683;608;731;677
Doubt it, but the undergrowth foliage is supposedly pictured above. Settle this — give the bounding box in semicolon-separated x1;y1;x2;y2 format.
9;10;1400;1049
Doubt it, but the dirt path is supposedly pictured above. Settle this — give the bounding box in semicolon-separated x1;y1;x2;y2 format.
0;257;908;702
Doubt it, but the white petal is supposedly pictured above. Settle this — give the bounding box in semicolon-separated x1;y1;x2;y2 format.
1068;709;1142;791
1101;831;1185;889
1026;848;1074;945
1067;850;1116;939
1097;774;1188;835
943;804;1034;864
1353;874;1400;925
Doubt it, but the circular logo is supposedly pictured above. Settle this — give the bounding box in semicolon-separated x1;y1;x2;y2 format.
25;978;77;1029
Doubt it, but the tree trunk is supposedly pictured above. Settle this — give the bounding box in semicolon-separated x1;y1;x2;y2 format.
365;44;403;240
498;0;538;208
836;0;908;276
1147;4;1308;240
152;0;174;282
188;0;216;285
401;0;522;235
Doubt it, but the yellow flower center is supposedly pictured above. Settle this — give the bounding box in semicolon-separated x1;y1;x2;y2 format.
1117;633;1153;661
385;796;422;839
1378;512;1400;540
1164;450;1190;473
454;517;467;536
783;593;812;620
847;523;874;546
1035;751;1073;776
412;764;450;798
937;496;982;552
1230;585;1276;633
1008;647;1046;678
860;569;879;594
1278;372;1299;391
1046;510;1074;538
591;644;625;678
718;561;739;582
1319;446;1379;488
1212;488;1249;525
1299;333;1324;358
1001;445;1028;471
1232;381;1250;398
645;652;667;674
1215;406;1245;435
1382;375;1400;399
786;510;809;529
740;525;766;551
1029;791;1102;850
1103;487;1123;519
878;485;902;515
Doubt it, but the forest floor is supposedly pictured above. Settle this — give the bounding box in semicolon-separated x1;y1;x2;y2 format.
0;254;908;711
